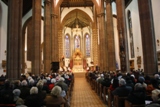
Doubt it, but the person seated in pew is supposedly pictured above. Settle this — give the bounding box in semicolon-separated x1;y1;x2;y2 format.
112;78;132;97
44;86;68;107
127;83;146;105
109;77;119;91
101;74;111;87
146;88;160;107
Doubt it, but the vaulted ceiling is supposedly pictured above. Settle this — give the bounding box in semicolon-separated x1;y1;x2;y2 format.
62;9;92;28
2;0;132;17
1;0;131;28
60;0;93;7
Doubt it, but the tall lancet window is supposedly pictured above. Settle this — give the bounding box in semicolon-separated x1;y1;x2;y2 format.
65;34;70;58
127;10;135;58
75;35;80;49
85;34;90;57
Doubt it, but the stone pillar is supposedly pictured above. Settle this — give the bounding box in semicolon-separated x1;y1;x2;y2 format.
106;0;116;71
27;20;33;61
92;28;99;67
97;0;108;71
32;0;42;75
21;27;26;73
51;1;59;62
7;0;23;79
44;0;52;73
116;0;130;72
58;29;63;63
138;0;158;75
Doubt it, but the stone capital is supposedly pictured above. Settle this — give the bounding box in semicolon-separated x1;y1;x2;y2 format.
97;13;105;17
105;0;111;4
51;13;58;18
44;0;51;5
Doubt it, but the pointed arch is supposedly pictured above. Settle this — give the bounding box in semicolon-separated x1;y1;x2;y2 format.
56;0;99;12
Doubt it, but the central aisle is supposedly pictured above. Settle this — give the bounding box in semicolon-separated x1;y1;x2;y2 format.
70;72;107;107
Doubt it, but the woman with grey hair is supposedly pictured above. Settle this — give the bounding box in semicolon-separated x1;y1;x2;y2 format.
146;89;160;107
127;83;146;105
25;87;44;107
44;86;68;107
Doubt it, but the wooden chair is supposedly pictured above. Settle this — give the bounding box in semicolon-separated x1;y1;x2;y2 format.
113;95;127;107
125;100;145;107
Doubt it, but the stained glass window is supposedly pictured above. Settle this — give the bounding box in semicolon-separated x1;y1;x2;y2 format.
85;34;90;57
65;34;70;58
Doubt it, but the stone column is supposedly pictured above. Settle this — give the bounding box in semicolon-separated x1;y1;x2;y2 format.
138;0;158;75
106;0;116;71
116;0;130;72
44;0;52;73
58;29;63;63
92;28;99;67
97;0;108;71
51;1;59;62
32;0;42;75
21;26;26;74
27;20;33;61
7;0;23;79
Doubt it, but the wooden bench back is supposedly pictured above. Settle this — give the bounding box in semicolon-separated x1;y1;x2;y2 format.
125;100;145;107
108;89;113;107
113;95;127;107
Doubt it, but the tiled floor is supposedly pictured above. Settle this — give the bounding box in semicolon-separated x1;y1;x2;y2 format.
70;73;107;107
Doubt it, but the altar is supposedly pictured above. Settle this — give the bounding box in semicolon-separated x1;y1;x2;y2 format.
72;49;84;72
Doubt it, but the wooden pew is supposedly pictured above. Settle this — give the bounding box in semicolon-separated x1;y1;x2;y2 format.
92;79;96;90
103;86;108;103
95;81;98;93
99;84;103;99
97;82;100;95
45;103;65;107
0;104;16;107
108;89;113;107
113;95;127;107
125;100;145;107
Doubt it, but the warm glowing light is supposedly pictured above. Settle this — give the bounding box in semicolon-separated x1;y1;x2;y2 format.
96;0;99;5
56;0;59;5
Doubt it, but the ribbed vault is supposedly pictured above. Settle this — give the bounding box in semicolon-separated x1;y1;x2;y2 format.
62;9;92;28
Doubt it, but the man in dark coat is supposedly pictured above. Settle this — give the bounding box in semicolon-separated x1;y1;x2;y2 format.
112;78;132;97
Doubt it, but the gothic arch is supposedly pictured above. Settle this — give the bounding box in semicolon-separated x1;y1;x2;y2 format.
62;9;93;28
56;0;99;12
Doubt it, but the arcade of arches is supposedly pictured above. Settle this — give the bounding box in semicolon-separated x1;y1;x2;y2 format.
0;0;160;79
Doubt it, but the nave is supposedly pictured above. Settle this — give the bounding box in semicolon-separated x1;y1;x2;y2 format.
70;72;107;107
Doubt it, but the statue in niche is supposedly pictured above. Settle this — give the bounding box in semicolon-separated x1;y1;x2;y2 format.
75;35;80;49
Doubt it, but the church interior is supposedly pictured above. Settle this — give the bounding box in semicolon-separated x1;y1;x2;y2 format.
0;0;160;106
0;0;159;78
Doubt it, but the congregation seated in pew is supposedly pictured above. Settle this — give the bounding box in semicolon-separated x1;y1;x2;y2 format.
0;71;74;107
